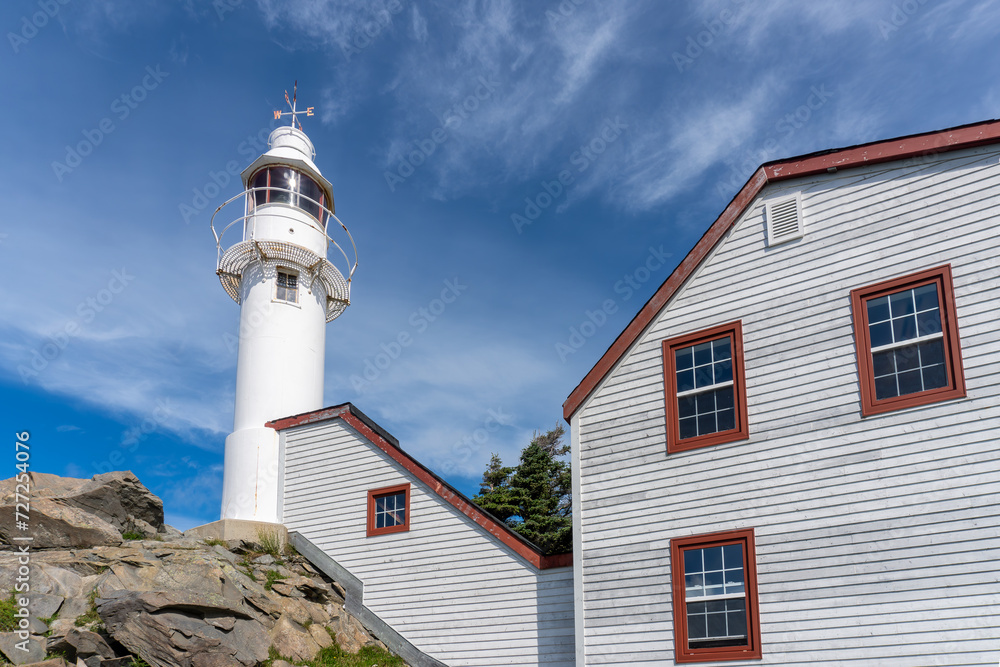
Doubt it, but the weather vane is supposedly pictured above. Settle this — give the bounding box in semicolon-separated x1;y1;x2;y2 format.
273;80;314;130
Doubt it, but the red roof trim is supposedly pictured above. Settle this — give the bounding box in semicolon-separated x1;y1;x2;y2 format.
267;404;572;570
563;118;1000;421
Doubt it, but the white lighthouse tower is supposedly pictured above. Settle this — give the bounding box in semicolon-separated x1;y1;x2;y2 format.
210;86;356;524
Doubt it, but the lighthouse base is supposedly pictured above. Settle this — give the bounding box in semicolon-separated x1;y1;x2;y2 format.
186;518;287;549
221;427;281;523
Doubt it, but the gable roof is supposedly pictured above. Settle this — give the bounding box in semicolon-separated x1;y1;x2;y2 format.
563;118;1000;421
267;403;572;570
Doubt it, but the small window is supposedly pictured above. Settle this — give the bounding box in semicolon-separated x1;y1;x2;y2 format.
850;265;965;416
276;270;298;304
662;321;749;453
367;484;410;536
671;528;762;663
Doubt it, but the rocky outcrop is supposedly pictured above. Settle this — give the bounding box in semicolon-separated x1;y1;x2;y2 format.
0;471;165;549
0;472;406;667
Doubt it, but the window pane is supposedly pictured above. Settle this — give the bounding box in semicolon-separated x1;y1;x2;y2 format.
713;338;731;362
889;290;914;316
912;283;939;311
872;349;895;377
894;345;920;372
922;362;947;390
727;601;747;637
694;365;714;389
869;322;893;348
676;369;695;394
299;174;324;220
874;374;898;400
252;170;268;206
693;342;713;367
679;417;698;440
715;358;733;384
675;348;694;371
697;413;716;435
918;308;942;336
716;408;735;432
897;368;922;395
702;546;722;571
715;388;734;410
707;610;728;638
703;571;724;596
892;315;917;342
677;396;697;418
269;167;296;205
867;296;890;323
722;543;743;569
919;340;944;366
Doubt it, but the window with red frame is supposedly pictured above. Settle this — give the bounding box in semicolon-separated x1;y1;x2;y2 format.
367;484;410;537
670;528;762;663
662;321;749;453
850;265;965;417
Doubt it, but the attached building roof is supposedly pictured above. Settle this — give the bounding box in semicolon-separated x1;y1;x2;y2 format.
267;402;572;570
563;118;1000;421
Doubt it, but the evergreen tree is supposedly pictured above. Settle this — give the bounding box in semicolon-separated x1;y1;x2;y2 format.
473;425;572;555
474;453;518;522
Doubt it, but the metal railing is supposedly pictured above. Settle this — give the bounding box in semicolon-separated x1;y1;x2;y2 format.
210;186;358;287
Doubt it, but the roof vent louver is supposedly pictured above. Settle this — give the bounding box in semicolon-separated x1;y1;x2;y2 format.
765;195;803;247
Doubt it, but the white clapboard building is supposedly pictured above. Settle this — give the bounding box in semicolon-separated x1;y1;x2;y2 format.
271;404;575;667
563;119;1000;665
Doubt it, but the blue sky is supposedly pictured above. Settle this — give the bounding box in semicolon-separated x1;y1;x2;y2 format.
2;0;998;529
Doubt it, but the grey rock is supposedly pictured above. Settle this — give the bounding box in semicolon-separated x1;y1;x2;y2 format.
57;595;93;623
28;593;63;619
25;616;47;634
159;524;183;538
65;629;116;660
98;590;268;667
271;661;294;667
0;632;46;664
211;545;238;563
251;554;274;566
268;615;321;662
0;499;122;549
63;471;164;533
19;659;70;667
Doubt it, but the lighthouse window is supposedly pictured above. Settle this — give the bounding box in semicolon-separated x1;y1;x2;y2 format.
276;270;298;304
249;166;325;222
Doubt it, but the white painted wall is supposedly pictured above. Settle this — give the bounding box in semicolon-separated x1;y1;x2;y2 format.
282;419;575;666
573;145;1000;665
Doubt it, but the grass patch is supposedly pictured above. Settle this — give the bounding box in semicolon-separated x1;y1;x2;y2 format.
74;589;102;629
263;570;287;592
0;592;17;632
203;538;227;547
263;637;405;667
122;531;145;540
312;642;406;666
256;527;283;558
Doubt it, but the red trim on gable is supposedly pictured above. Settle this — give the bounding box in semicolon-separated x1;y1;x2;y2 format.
563;118;1000;421
267;404;572;570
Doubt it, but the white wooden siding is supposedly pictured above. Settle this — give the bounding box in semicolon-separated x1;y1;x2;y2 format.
282;419;574;666
574;144;1000;665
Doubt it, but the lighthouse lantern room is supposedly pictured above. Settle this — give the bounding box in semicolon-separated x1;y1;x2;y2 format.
210;85;357;523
